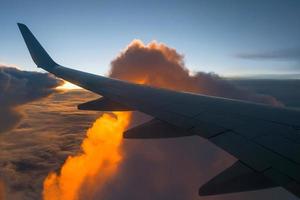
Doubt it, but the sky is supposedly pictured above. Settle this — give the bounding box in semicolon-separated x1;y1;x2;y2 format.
1;0;300;76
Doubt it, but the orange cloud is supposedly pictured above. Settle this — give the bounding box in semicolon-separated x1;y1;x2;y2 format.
110;40;282;106
0;179;6;200
43;112;131;200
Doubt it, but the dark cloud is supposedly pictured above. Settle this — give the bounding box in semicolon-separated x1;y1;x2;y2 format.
236;47;300;61
0;65;63;133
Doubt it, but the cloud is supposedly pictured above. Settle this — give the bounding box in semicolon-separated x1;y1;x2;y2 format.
110;40;282;105
236;47;300;61
0;178;6;200
0;65;63;133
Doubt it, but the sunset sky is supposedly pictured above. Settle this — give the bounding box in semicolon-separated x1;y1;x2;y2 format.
1;0;300;76
1;1;300;200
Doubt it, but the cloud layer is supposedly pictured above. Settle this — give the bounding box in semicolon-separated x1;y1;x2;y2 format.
0;90;100;199
237;47;300;61
0;65;63;133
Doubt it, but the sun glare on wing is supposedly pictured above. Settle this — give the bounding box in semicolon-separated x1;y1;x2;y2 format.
56;81;82;90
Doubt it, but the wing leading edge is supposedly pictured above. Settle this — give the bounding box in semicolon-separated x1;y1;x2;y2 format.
18;23;300;198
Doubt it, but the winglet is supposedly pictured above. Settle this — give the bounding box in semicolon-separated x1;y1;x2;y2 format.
17;23;58;70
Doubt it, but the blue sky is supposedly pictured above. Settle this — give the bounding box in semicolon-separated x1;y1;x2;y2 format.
1;0;300;76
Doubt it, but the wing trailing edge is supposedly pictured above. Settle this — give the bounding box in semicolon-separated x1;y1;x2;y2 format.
78;97;132;111
124;118;193;139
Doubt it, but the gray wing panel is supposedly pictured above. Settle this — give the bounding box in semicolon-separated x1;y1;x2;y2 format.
209;130;300;196
190;107;300;198
255;132;300;164
189;110;300;174
211;131;271;171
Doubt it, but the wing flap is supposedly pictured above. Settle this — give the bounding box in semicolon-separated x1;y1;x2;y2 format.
211;131;300;182
189;121;228;138
254;132;300;164
124;118;192;139
211;131;271;171
199;161;277;196
78;97;132;111
263;168;300;198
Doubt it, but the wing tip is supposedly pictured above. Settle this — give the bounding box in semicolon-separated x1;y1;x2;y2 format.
17;23;30;35
17;23;58;71
17;22;25;27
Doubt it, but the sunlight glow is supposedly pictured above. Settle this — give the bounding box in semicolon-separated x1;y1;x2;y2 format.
56;81;82;90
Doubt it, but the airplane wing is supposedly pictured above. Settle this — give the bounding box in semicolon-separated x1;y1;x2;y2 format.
18;23;300;198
